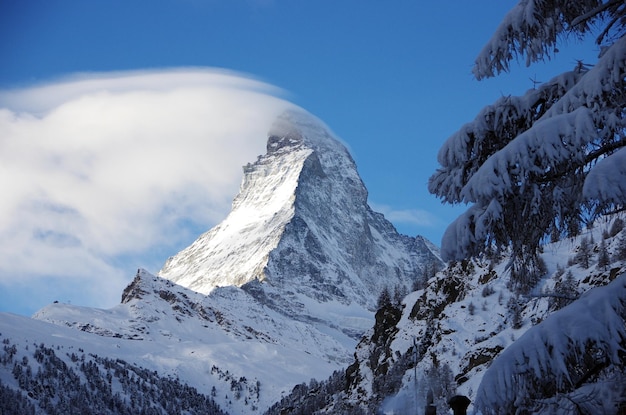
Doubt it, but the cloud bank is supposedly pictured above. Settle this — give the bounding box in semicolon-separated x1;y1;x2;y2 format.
0;68;294;314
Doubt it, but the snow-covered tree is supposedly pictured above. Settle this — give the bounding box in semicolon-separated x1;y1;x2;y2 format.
616;232;626;260
393;284;409;306
429;1;626;289
507;295;524;329
377;286;392;310
417;363;456;415
476;274;626;414
598;238;611;269
575;236;593;268
549;270;579;310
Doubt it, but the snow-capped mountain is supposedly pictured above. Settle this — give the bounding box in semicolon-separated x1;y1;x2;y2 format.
159;110;440;316
1;109;441;414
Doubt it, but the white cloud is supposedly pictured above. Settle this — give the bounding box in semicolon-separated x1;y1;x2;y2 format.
370;203;441;229
0;68;295;313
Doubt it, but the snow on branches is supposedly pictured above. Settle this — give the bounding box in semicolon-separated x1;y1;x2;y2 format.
584;146;626;204
473;0;624;80
429;2;626;290
475;274;626;414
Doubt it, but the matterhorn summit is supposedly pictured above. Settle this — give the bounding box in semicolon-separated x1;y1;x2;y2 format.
159;109;441;315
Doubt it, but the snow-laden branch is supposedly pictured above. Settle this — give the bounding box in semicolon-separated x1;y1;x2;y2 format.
570;0;623;28
430;2;626;272
543;34;626;116
583;146;626;204
476;274;626;414
429;70;582;204
473;0;607;79
461;106;596;203
461;35;626;204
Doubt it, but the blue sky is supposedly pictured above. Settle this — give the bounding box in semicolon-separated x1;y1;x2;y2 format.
0;1;597;315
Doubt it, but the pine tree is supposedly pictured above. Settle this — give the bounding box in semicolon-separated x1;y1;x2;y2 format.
428;1;626;286
598;238;610;270
393;284;408;307
377;287;392;310
507;296;523;329
576;236;593;269
467;302;476;315
616;232;626;261
550;270;578;310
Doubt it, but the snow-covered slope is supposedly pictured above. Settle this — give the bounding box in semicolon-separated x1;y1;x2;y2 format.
269;216;626;414
367;218;625;414
0;310;229;414
10;109;441;414
25;268;352;414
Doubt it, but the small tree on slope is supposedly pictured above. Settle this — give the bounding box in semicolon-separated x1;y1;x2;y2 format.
428;0;626;291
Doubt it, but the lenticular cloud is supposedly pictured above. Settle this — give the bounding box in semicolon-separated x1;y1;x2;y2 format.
0;68;295;311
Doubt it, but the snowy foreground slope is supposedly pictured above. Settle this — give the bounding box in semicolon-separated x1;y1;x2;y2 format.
266;217;626;414
0;110;440;415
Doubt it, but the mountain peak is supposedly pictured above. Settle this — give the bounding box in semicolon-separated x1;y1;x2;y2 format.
159;109;440;313
266;110;306;153
266;109;344;152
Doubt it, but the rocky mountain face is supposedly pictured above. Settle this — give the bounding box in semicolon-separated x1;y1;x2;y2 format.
2;109;441;415
267;216;626;415
159;110;440;319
